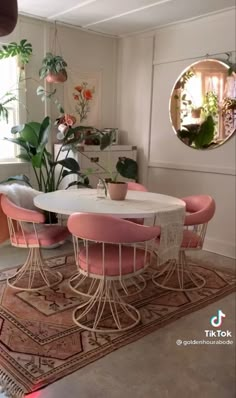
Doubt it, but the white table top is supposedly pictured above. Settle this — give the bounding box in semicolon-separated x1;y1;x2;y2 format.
34;189;185;218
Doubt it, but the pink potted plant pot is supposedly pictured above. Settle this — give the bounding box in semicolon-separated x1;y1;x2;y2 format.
46;70;67;83
108;182;128;201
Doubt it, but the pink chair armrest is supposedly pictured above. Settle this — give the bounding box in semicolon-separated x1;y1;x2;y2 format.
1;195;45;224
0;194;10;243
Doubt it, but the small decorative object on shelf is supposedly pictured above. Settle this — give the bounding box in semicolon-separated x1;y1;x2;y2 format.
102;128;119;145
55;113;76;141
97;179;106;198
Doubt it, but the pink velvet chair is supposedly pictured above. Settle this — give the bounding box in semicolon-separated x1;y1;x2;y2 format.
127;182;148;192
0;193;9;244
1;195;69;291
152;195;216;291
67;213;160;333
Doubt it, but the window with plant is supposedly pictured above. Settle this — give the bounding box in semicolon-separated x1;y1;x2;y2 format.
0;56;19;160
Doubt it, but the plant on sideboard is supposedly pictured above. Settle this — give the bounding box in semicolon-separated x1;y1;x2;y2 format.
59;127;138;180
58;128;138;199
0;116;89;192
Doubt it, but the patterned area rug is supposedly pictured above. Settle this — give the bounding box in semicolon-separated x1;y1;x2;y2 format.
0;254;235;397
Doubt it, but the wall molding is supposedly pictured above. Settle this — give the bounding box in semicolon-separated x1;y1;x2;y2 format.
204;237;236;259
148;161;236;176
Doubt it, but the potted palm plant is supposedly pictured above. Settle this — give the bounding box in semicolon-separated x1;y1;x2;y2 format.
1;116;88;192
39;52;67;83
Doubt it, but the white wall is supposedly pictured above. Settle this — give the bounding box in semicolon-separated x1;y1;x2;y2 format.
117;9;236;258
116;35;154;183
0;15;117;185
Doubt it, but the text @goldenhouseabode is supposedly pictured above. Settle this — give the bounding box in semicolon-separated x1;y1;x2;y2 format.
176;339;233;346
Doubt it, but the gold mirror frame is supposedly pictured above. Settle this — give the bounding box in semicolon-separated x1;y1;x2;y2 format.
169;59;236;150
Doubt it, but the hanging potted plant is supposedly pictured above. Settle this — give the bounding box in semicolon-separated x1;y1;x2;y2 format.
39;52;68;83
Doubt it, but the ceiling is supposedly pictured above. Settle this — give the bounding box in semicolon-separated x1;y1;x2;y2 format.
18;0;235;37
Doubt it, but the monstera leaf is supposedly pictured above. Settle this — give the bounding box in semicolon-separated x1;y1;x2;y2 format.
116;158;138;180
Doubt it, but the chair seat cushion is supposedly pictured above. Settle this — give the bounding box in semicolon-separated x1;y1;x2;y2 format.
181;229;202;248
78;243;151;276
12;225;69;247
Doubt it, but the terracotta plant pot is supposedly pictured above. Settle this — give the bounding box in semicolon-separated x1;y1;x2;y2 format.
108;182;128;201
0;0;17;36
46;70;67;84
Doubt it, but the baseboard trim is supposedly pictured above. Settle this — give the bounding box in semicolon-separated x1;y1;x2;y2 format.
148;161;236;176
203;237;236;259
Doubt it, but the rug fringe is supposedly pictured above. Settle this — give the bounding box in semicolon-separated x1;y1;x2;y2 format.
0;368;26;398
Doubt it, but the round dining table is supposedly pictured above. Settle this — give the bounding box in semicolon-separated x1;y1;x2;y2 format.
34;189;186;263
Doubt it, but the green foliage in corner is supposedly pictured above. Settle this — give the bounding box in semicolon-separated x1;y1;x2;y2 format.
0;39;33;65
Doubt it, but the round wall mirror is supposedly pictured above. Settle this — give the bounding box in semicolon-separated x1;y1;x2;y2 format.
170;59;236;149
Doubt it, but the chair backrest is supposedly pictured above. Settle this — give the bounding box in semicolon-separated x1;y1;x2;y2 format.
1;195;45;247
182;195;216;226
1;195;45;224
0;193;9;243
127;182;148;192
68;213;160;278
68;213;160;243
0;183;41;211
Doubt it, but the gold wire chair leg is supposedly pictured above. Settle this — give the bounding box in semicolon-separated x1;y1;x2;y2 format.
118;275;146;297
69;271;100;298
152;251;206;292
7;247;63;291
69;271;146;299
72;279;141;333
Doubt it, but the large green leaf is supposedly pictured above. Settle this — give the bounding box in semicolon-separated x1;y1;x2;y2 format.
66;177;90;189
31;152;44;168
54;157;80;172
16;153;31;162
4;137;29;152
61;170;79;178
20;124;38;147
194;116;215;149
11;124;25;135
0;174;32;186
38;116;51;149
116;158;138;180
27;122;41;137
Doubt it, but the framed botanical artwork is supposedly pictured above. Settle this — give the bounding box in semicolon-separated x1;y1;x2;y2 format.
64;70;102;127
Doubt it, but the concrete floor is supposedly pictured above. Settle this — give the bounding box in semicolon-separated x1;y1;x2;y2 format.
0;242;235;398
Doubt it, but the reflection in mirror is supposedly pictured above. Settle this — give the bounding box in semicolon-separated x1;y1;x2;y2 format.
170;59;236;149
